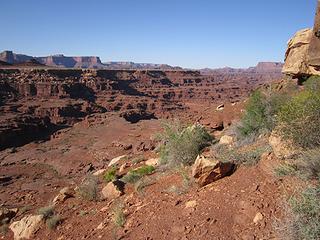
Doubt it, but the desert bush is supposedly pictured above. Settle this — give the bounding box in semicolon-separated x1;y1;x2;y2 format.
0;223;8;236
132;155;146;165
212;143;271;166
103;167;117;182
277;90;320;148
134;176;155;194
297;148;320;180
46;215;62;230
274;163;298;177
112;204;125;227
237;91;271;137
303;75;320;92
289;186;320;240
76;175;98;201
157;120;212;166
38;205;54;219
122;165;155;183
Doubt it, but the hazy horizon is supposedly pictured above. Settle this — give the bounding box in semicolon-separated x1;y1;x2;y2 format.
0;0;316;68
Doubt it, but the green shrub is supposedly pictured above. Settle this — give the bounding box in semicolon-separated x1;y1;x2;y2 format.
38;206;54;219
122;165;155;183
46;215;62;230
289;186;320;240
157;120;212;166
112;204;125;227
297;148;320;180
103;168;117;182
237;91;271;137
212;143;271;166
0;224;8;236
303;75;320;92
277;90;320;148
274;163;298;177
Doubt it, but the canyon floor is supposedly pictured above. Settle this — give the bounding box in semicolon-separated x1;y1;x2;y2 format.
0;67;288;240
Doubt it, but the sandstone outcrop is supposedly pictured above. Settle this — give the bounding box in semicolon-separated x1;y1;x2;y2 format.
282;28;314;76
283;2;320;76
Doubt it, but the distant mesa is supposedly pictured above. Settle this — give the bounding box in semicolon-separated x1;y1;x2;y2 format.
0;50;104;69
0;50;283;73
0;50;181;70
200;62;284;75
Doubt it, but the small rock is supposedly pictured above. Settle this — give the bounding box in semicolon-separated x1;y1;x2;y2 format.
93;169;107;176
145;158;159;167
119;163;129;174
108;155;127;167
253;212;264;224
185;200;197;209
53;187;75;205
216;104;224;111
101;180;125;200
219;135;234;145
84;163;95;173
10;215;43;240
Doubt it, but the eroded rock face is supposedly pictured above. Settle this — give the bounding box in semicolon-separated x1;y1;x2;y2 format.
192;154;235;187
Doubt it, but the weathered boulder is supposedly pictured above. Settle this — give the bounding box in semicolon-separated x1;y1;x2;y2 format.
283;3;320;76
192;154;235;187
282;28;314;76
52;187;75;205
9;215;43;240
101;180;124;200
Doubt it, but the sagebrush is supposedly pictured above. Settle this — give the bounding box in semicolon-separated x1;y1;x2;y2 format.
157;120;212;166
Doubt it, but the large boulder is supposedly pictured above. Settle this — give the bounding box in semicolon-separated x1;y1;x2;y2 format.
282;28;315;76
192;154;235;187
283;2;320;77
9;215;43;240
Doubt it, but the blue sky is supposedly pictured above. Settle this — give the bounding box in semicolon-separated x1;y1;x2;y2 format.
0;0;316;68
